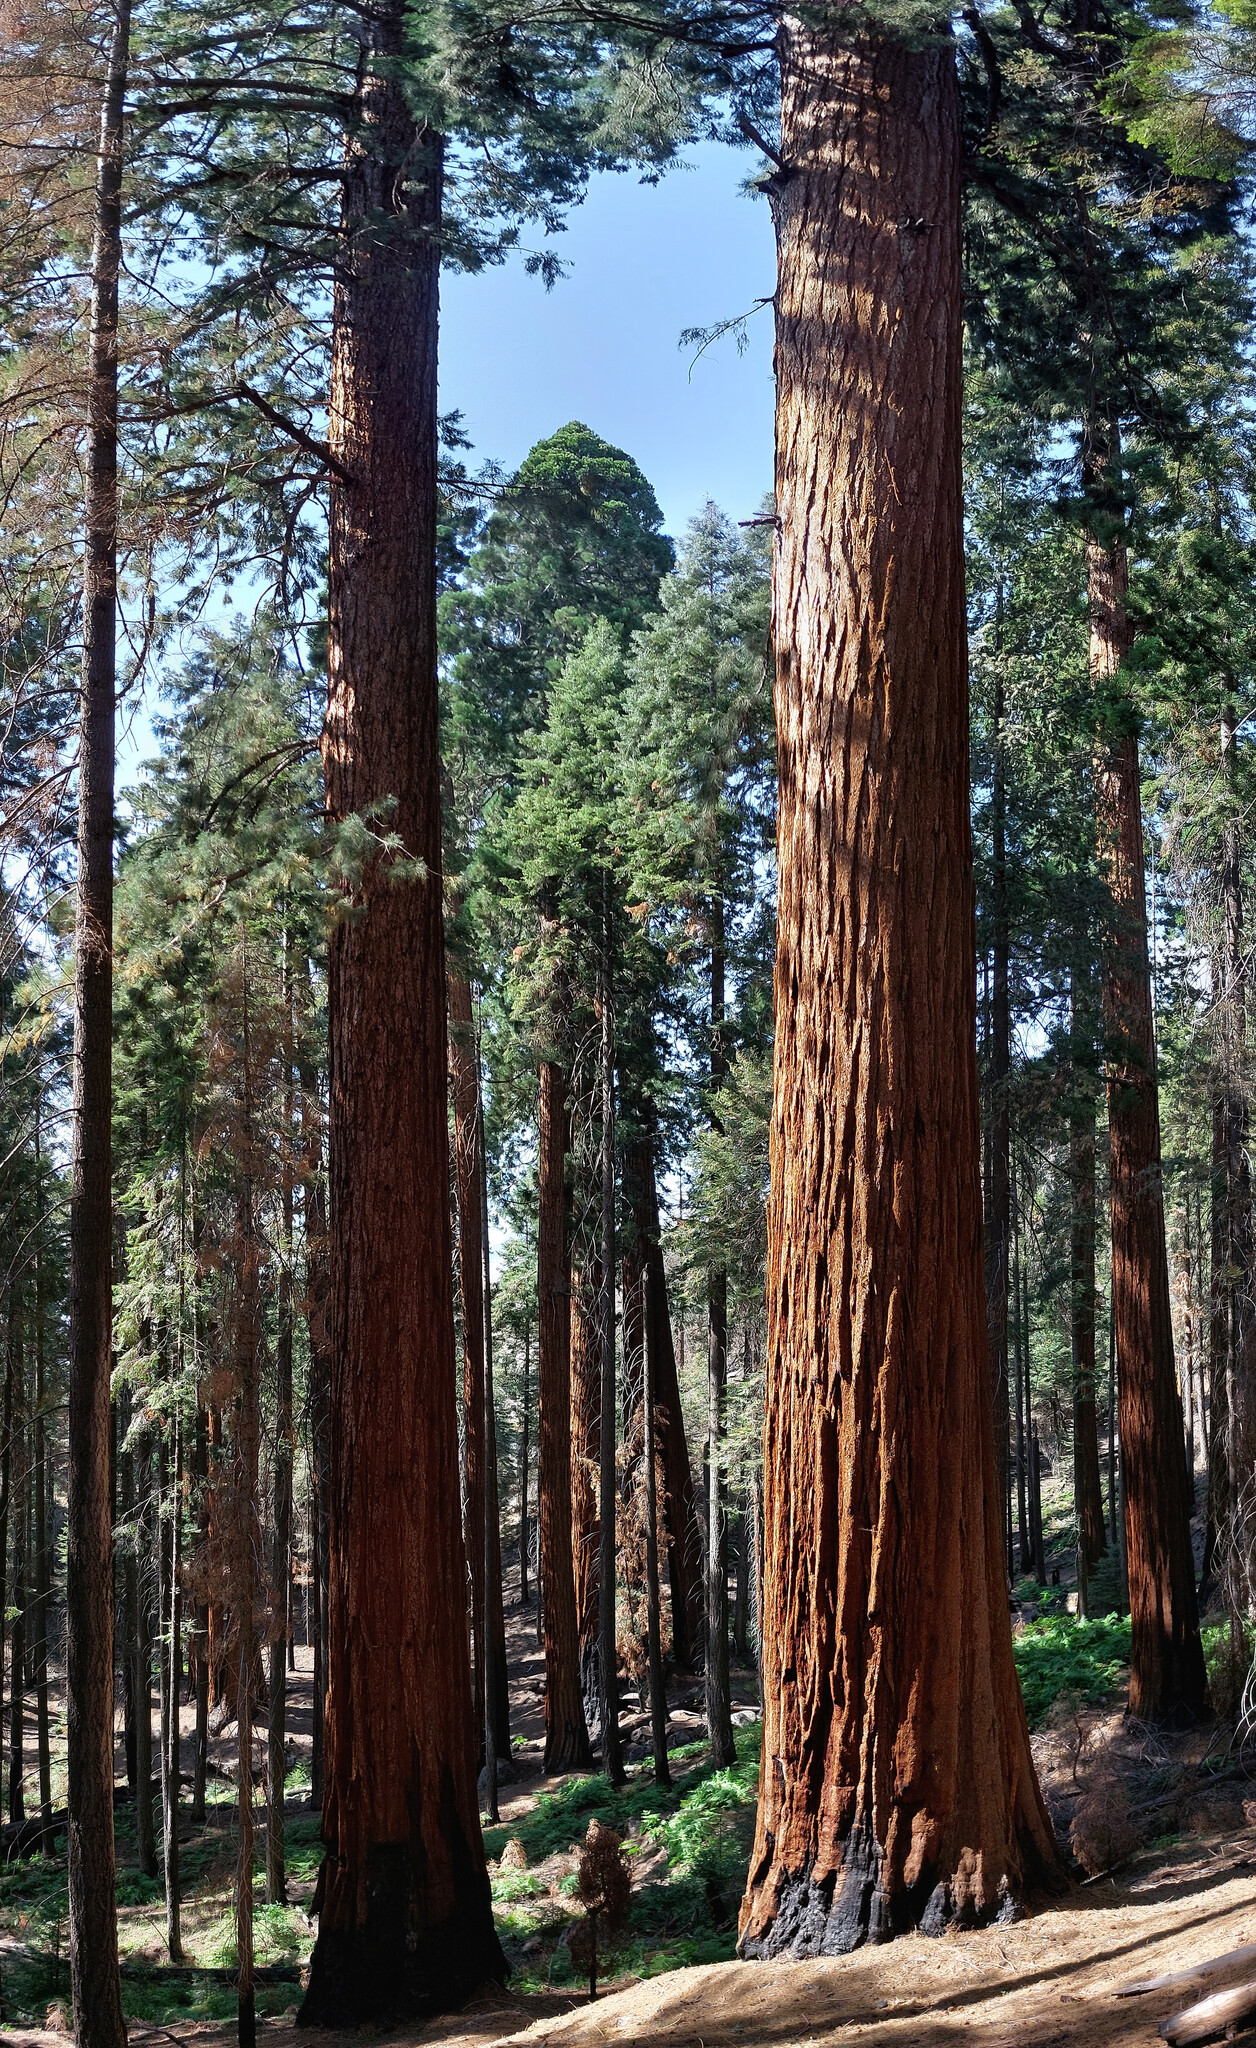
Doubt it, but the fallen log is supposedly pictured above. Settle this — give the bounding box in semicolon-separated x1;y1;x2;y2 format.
119;1962;303;1986
1120;1942;1256;1996
1161;1978;1256;2045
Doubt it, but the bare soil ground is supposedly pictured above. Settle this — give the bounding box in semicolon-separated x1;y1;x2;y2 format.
8;1573;1256;2048
11;1842;1256;2048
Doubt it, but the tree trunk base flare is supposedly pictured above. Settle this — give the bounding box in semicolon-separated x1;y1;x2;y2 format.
299;1830;505;2024
740;1825;1033;1960
737;21;1067;1960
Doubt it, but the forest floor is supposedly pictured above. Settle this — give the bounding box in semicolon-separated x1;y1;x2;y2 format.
5;1538;1256;2047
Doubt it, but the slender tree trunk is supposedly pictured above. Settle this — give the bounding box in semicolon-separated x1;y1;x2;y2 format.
1071;979;1107;1569
297;1015;331;1811
643;1253;669;1789
159;1430;182;1961
598;878;624;1788
448;965;487;1752
987;671;1012;1543
1029;1423;1047;1588
1012;1186;1031;1577
8;1332;25;1826
232;1114;263;2048
632;1138;701;1670
538;1061;592;1773
9;1441;26;1825
570;1258;601;1726
33;1141;51;1849
66;7;129;2037
479;1029;509;1797
478;1020;510;1753
192;1398;209;1825
300;26;500;2012
706;897;735;1767
519;1322;530;1607
267;1014;294;1906
135;1436;156;1878
1088;421;1207;1722
739;26;1063;1956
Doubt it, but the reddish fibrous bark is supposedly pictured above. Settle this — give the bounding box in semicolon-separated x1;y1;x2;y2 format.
538;1062;593;1774
626;1138;701;1668
1070;1061;1107;1572
298;4;502;2015
738;25;1063;1958
570;1258;601;1714
449;965;488;1749
1088;452;1207;1724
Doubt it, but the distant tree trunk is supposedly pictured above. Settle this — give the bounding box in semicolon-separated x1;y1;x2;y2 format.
32;1154;52;1849
8;1360;25;1824
987;669;1012;1549
299;16;501;2010
192;1399;209;1825
1071;980;1107;1569
1087;418;1207;1723
642;1255;669;1789
1012;1187;1031;1577
598;878;625;1788
231;1123;263;2048
159;1430;182;1961
629;1139;701;1669
66;5;129;2037
135;1437;156;1878
538;1060;592;1773
519;1321;531;1607
1210;696;1252;1638
570;1258;601;1724
297;1016;330;1810
706;897;735;1768
267;1028;294;1907
739;25;1063;1957
479;1040;510;1777
449;965;487;1751
0;1295;14;1775
1029;1424;1047;1587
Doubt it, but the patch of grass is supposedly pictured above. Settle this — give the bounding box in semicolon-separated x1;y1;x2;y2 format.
493;1722;763;1994
1014;1613;1131;1728
491;1866;548;1904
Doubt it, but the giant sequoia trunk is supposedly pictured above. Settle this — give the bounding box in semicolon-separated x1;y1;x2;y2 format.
538;1062;593;1773
739;26;1063;1957
1087;431;1207;1724
299;12;502;2016
66;6;129;2036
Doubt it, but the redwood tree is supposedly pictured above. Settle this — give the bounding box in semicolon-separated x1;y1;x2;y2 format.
739;22;1063;1956
1086;424;1207;1722
538;1059;593;1772
298;7;503;2014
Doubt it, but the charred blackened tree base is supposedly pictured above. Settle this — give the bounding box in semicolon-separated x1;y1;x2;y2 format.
299;1828;506;2025
739;1826;1056;1961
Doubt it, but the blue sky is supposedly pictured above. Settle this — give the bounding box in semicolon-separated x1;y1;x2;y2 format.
438;140;776;539
119;142;775;786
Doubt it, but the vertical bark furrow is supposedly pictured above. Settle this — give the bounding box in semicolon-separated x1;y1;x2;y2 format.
739;26;1061;1960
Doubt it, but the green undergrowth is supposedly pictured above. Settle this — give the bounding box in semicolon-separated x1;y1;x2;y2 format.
1014;1613;1132;1728
486;1720;762;1992
0;1786;317;2027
